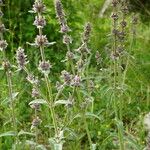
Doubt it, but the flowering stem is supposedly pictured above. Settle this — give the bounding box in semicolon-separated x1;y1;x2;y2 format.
112;3;124;150
44;74;58;136
66;43;75;75
39;40;59;136
35;109;38;144
76;87;93;149
6;70;18;141
0;18;18;147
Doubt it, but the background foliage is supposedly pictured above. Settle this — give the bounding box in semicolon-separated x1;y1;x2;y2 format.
0;0;150;149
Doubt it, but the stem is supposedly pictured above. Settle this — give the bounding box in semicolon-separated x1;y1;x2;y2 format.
83;113;93;150
44;75;58;136
37;10;59;137
0;6;18;146
112;4;124;150
66;43;75;75
76;88;93;149
39;44;59;136
6;70;18;145
35;109;38;145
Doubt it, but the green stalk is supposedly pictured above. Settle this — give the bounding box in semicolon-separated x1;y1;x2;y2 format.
112;4;124;150
0;5;18;145
38;23;59;137
6;69;18;144
35;109;38;145
76;88;93;149
66;42;75;75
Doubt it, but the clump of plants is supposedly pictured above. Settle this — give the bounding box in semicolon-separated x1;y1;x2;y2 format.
0;0;148;150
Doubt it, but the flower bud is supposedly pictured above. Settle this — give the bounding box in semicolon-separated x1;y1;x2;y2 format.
61;70;72;85
16;47;28;69
32;0;46;13
0;24;6;33
33;16;46;28
0;40;8;51
83;22;91;43
32;116;41;127
38;60;51;74
72;75;81;87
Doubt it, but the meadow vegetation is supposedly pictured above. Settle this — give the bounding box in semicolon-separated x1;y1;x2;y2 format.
0;0;150;150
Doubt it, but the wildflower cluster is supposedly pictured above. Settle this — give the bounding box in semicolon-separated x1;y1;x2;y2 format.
24;0;58;144
76;22;92;73
55;0;70;33
55;0;72;66
16;47;28;69
110;0;129;60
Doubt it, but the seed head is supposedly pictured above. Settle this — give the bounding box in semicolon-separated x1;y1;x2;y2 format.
83;22;92;43
2;60;10;71
26;74;39;85
30;103;40;110
38;60;51;74
72;75;81;87
132;15;138;25
32;116;42;127
110;51;120;60
0;40;8;51
32;87;39;98
60;24;70;33
112;29;119;36
117;31;126;41
120;20;127;28
112;0;119;7
66;51;74;60
63;34;72;44
0;24;6;33
32;0;46;13
16;47;28;69
77;43;90;54
121;6;128;15
111;13;119;21
55;0;70;33
61;70;72;85
117;46;124;54
55;0;65;20
35;35;49;47
33;16;46;28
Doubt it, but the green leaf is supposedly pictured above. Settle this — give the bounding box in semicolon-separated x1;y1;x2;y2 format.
0;67;4;70
54;100;71;106
1;92;19;104
92;144;96;150
29;99;48;106
85;112;101;121
54;144;63;150
25;140;36;146
36;145;47;150
0;131;16;137
49;138;64;150
18;130;35;136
